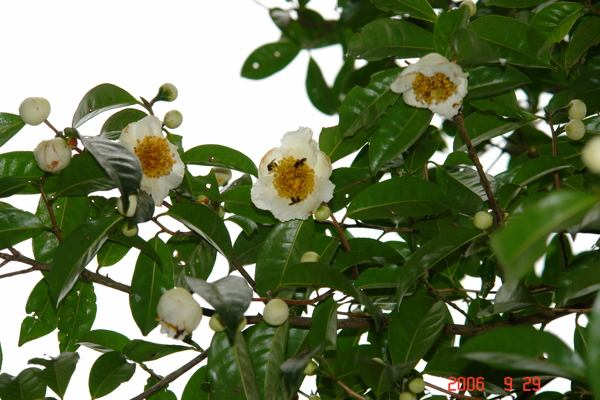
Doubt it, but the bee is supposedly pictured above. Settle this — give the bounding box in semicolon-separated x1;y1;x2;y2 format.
289;196;302;205
294;158;307;168
267;159;278;172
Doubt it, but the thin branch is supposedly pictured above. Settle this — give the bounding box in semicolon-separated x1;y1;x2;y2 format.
251;289;335;305
152;217;195;237
425;381;483;400
329;210;357;279
233;256;257;289
40;184;63;242
545;108;562;191
425;282;477;325
44;119;61;135
336;378;368;400
0;267;36;279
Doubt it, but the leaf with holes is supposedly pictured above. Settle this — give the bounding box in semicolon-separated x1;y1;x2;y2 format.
241;41;301;80
19;279;58;347
57;281;97;353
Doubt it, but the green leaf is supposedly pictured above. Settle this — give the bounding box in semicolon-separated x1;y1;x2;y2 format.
187;276;253;339
0;202;44;250
181;366;209;400
459;326;586;380
255;218;313;297
234;226;272;266
88;351;135;399
555;259;600;307
19;279;58;346
144;376;177;400
0;177;29;198
279;343;326;400
492;191;598;282
347;18;434;60
72;83;139;128
529;2;583;57
306;57;338;115
468;15;551;68
130;237;171;336
100;108;147;140
436;166;490;215
310;297;339;351
121;340;191;362
77;329;131;353
329;167;378;213
0;152;43;190
96;240;131;268
451;28;498;67
0;113;25;148
221;186;278;224
434;7;470;57
372;0;437;22
241;41;301;80
55;153;115;196
57;281;96;353
0;369;46;400
29;352;79;399
183;144;258;177
108;228;164;269
346;176;451;220
511;156;572;187
339;69;400;138
318;125;373;163
368;99;432;173
355;353;414;394
470;91;527;119
227;215;258;236
168;235;216;286
355;263;400;289
565;16;600;70
486;0;548;7
468;66;532;99
491;281;540;314
588;295;600;396
47;214;122;306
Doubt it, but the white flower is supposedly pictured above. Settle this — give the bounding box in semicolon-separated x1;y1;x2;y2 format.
391;53;469;119
156;288;203;339
119;115;184;206
251;127;335;222
33;137;71;172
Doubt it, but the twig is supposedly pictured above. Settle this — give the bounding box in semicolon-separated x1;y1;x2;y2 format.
545;108;562;191
425;381;483;400
152;218;195;237
336;378;368;400
329;210;356;279
315;220;414;233
40;184;63;242
251;289;335;305
0;267;36;279
233;256;257;289
130;351;208;400
425;282;477;325
44;119;61;135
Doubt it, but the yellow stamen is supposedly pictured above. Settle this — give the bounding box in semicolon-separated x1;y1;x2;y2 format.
269;156;315;204
412;72;457;106
134;136;176;178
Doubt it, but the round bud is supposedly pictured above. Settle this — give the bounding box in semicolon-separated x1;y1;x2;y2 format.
158;83;178;102
408;377;425;394
300;251;320;263
121;222;138;238
372;357;385;364
19;97;51;126
117;193;139;218
473;211;493;230
211;167;232;186
314;205;331;222
33;138;71;173
460;0;476;16
263;298;289;326
237;316;247;332
568;99;587;120
164;110;183;129
303;360;318;375
195;195;210;205
582;136;600;174
565;119;586;140
157;288;203;339
209;314;226;333
399;392;416;400
309;396;321;400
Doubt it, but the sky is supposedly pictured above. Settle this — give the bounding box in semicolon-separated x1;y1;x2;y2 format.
0;0;584;399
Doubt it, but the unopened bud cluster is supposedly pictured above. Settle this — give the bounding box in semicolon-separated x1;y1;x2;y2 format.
565;99;587;141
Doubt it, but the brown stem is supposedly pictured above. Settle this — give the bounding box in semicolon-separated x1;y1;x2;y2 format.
336;378;368;400
425;381;483;400
0;267;36;279
233;256;257;289
329;210;357;279
425;282;477;325
251;289;335;305
152;218;195;237
546;109;562;191
40;184;63;242
44;119;61;135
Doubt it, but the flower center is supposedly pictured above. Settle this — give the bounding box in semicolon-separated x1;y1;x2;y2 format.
412;72;457;106
269;156;315;205
134;136;176;178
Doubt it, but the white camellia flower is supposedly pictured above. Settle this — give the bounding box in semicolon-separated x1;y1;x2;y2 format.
119;115;185;206
391;53;469;119
156;287;203;339
33;137;72;173
251;127;335;222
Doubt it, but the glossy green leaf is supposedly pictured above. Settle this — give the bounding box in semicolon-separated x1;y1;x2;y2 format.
47;214;122;306
0;113;25;148
88;351;135;399
227;215;258;236
470;91;527;119
130;237;171;336
0;177;29;198
168;202;233;263
168;235;216;286
529;2;582;57
565;16;600;70
279;343;326;400
77;329;131;353
29;352;79;399
19;279;58;346
355;263;400;289
183;144;258;177
108;229;164;269
459;326;586;380
241;41;301;80
55;153;114;196
329;167;378;213
100;108;147;140
96;240;130;268
0;369;46;400
310;297;339;351
355;353;413;394
221;185;278;224
346;176;451;220
368;99;432;173
436;166;489;215
187;276;253;338
255;218;313;297
372;0;437;22
451;28;498;67
143;376;177;400
233;225;272;266
121;340;191;362
0;152;43;188
492;191;598;282
347;18;434;60
565;71;600;120
588;295;600;396
339;69;400;138
434;7;470;57
306;57;338;115
181;366;209;400
318;125;373;163
467;66;532;99
0;202;44;250
486;0;548;7
72;83;139;128
403;125;442;172
57;281;96;352
555;260;600;307
491;281;539;314
511;156;572;187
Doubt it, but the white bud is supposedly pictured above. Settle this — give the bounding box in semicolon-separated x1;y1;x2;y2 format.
314;205;331;221
473;211;493;230
209;314;226;333
263;298;289;326
211;167;232;186
237;315;247;332
399;392;416;400
164;110;183;129
582;136;600;174
19;97;51;126
157;288;203;339
568;99;587;120
33;138;71;173
565;119;586;140
121;222;138;237
158;83;178;102
460;0;477;16
117;193;138;218
300;251;320;263
408;377;425;394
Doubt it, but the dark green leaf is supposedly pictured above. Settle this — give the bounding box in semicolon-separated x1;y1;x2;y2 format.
56;153;115;196
306;57;338;115
436;166;490;215
529;2;582;57
565;16;600;70
0;369;46;400
555;260;600;307
355;263;400;289
434;7;470;57
183;144;258;177
96;240;131;268
72;84;139;128
181;366;209;400
57;281;96;352
0;152;43;191
241;41;301;80
108;229;164;269
470;91;527;119
19;279;58;346
491;281;540;314
279;343;326;400
0;177;29;198
88;351;135;399
467;66;532;99
486;0;549;7
0;113;25;148
121;340;191;362
588;295;600;396
144;376;177;400
168;235;216;286
0;202;44;250
355;353;413;394
77;329;131;353
221;186;278;224
318;125;373;163
100;108;147;140
234;225;272;266
227;215;258;236
511;156;572;187
310;297;339;351
29;352;79;399
451;28;498;67
372;0;437;22
329;167;378;213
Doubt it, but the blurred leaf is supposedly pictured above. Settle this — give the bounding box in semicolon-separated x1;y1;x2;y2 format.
77;329;131;353
491;281;539;314
451;28;498;67
355;263;400;289
306;57;338;115
221;185;278;224
347;18;434;60
56;153;115;196
0;113;25;148
467;66;532;99
310;297;339;351
0;202;44;250
0;368;46;400
29;352;79;399
486;0;548;7
183;144;258;177
279;343;325;400
100;108;147;140
57;281;96;353
511;156;572;187
355;353;413;394
122;340;191;362
19;279;58;347
72;83;139;128
470;91;527;119
434;7;470;57
88;351;135;399
181;366;209;400
454;111;536;151
555;260;600;307
372;0;437;22
565;16;600;70
529;2;582;57
241;41;301;80
588;295;600;396
319;125;373;163
436;166;489;215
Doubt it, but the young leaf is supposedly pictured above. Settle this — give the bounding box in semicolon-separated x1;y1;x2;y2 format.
121;340;191;362
241;41;301;80
183;144;258;177
28;352;79;399
0;113;25;148
19;279;58;347
72;83;139;128
58;281;97;353
88;351;135;399
77;329;131;354
0;203;44;250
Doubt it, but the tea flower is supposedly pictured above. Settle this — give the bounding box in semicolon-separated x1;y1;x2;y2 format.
391;53;469;118
251;127;334;222
156;288;203;339
119;115;185;206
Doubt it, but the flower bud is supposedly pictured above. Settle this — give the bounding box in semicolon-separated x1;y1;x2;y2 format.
164;110;183;129
314;205;331;222
237;315;247;332
400;392;416;400
263;298;289;326
408;377;425;394
216;205;226;218
300;251;320;263
157;288;203;339
121;222;138;237
473;210;493;230
303;360;318;375
372;357;385;364
195;195;210;205
211;167;232;186
568;99;587;120
460;0;477;16
157;83;178;102
33;138;71;173
582;136;600;174
565;119;585;140
19;97;51;126
117;193;139;218
209;314;226;332
309;396;321;400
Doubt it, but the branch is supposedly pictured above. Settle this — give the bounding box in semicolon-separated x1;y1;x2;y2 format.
233;256;257;289
39;183;63;242
425;381;483;400
336;378;369;400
